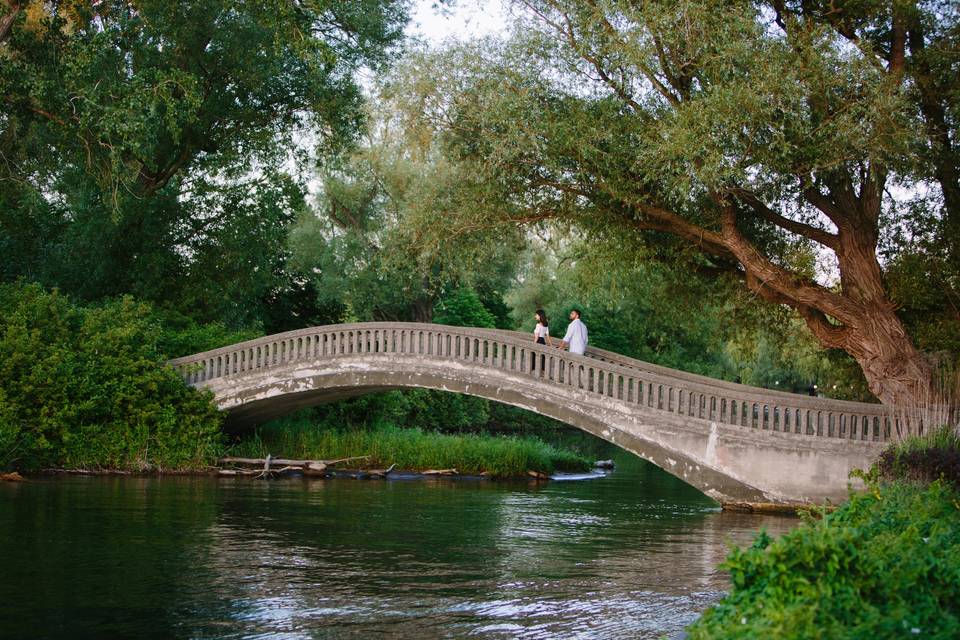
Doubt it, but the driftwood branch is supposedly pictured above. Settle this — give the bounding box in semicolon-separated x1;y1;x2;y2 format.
218;456;370;467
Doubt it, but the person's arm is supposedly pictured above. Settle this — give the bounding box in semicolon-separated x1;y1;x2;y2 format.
560;325;573;350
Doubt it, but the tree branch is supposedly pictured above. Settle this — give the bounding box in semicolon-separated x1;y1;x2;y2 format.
714;197;855;323
523;1;649;111
728;187;839;250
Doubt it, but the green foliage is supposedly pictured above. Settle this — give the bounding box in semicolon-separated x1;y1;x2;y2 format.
433;287;498;328
0;283;223;471
0;0;409;330
228;414;591;477
687;481;960;639
150;309;261;360
299;389;490;434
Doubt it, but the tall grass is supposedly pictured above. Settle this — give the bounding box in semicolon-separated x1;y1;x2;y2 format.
888;360;960;442
228;416;592;477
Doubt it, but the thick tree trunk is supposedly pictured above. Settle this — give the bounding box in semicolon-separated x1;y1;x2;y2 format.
807;220;937;410
0;2;22;45
807;303;934;407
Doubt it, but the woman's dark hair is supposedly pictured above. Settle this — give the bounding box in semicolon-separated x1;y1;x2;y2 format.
535;309;548;327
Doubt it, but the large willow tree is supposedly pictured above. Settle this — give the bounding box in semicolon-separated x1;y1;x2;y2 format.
389;0;959;408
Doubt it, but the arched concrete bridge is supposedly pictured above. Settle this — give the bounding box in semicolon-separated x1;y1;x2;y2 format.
169;322;893;507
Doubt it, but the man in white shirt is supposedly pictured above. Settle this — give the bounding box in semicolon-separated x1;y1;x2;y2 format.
560;309;588;355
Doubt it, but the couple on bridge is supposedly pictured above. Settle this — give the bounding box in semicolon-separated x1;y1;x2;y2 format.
533;309;588;355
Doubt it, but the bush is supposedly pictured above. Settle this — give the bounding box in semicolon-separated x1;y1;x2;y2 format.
877;426;960;487
0;283;224;471
687;481;960;639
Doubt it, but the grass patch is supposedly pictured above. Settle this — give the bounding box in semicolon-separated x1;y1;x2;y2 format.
686;480;960;639
228;414;593;477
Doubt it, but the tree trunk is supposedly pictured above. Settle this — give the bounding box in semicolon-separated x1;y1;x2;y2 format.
0;2;22;45
820;222;936;409
815;305;934;408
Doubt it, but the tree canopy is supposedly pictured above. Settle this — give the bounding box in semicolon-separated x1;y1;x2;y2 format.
0;0;411;326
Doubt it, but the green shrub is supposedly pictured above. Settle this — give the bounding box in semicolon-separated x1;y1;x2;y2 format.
0;283;223;471
878;425;960;487
687;481;960;639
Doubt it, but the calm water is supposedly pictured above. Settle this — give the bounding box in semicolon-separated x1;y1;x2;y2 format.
0;445;796;639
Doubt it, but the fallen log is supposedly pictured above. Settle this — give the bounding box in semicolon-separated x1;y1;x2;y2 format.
218;469;260;477
368;463;397;479
218;455;370;467
422;468;458;476
303;462;328;476
1;471;24;482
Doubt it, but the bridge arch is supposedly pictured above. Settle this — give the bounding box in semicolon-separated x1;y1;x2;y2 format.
170;323;889;507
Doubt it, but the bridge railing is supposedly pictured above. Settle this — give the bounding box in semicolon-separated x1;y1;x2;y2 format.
168;322;895;443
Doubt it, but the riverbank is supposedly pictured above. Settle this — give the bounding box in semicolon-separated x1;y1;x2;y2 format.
686;428;960;638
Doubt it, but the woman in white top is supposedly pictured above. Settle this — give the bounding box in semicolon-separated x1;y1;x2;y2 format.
533;309;552;346
532;309;552;373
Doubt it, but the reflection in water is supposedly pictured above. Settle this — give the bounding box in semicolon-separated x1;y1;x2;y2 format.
0;445;795;639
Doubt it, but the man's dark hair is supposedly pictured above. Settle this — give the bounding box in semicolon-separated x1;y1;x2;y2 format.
571;308;581;317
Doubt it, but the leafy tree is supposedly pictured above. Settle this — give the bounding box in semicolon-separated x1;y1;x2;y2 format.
383;1;959;409
0;0;410;327
288;90;526;323
434;287;498;328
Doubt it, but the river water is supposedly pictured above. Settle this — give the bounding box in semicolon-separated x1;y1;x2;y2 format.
0;443;796;639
